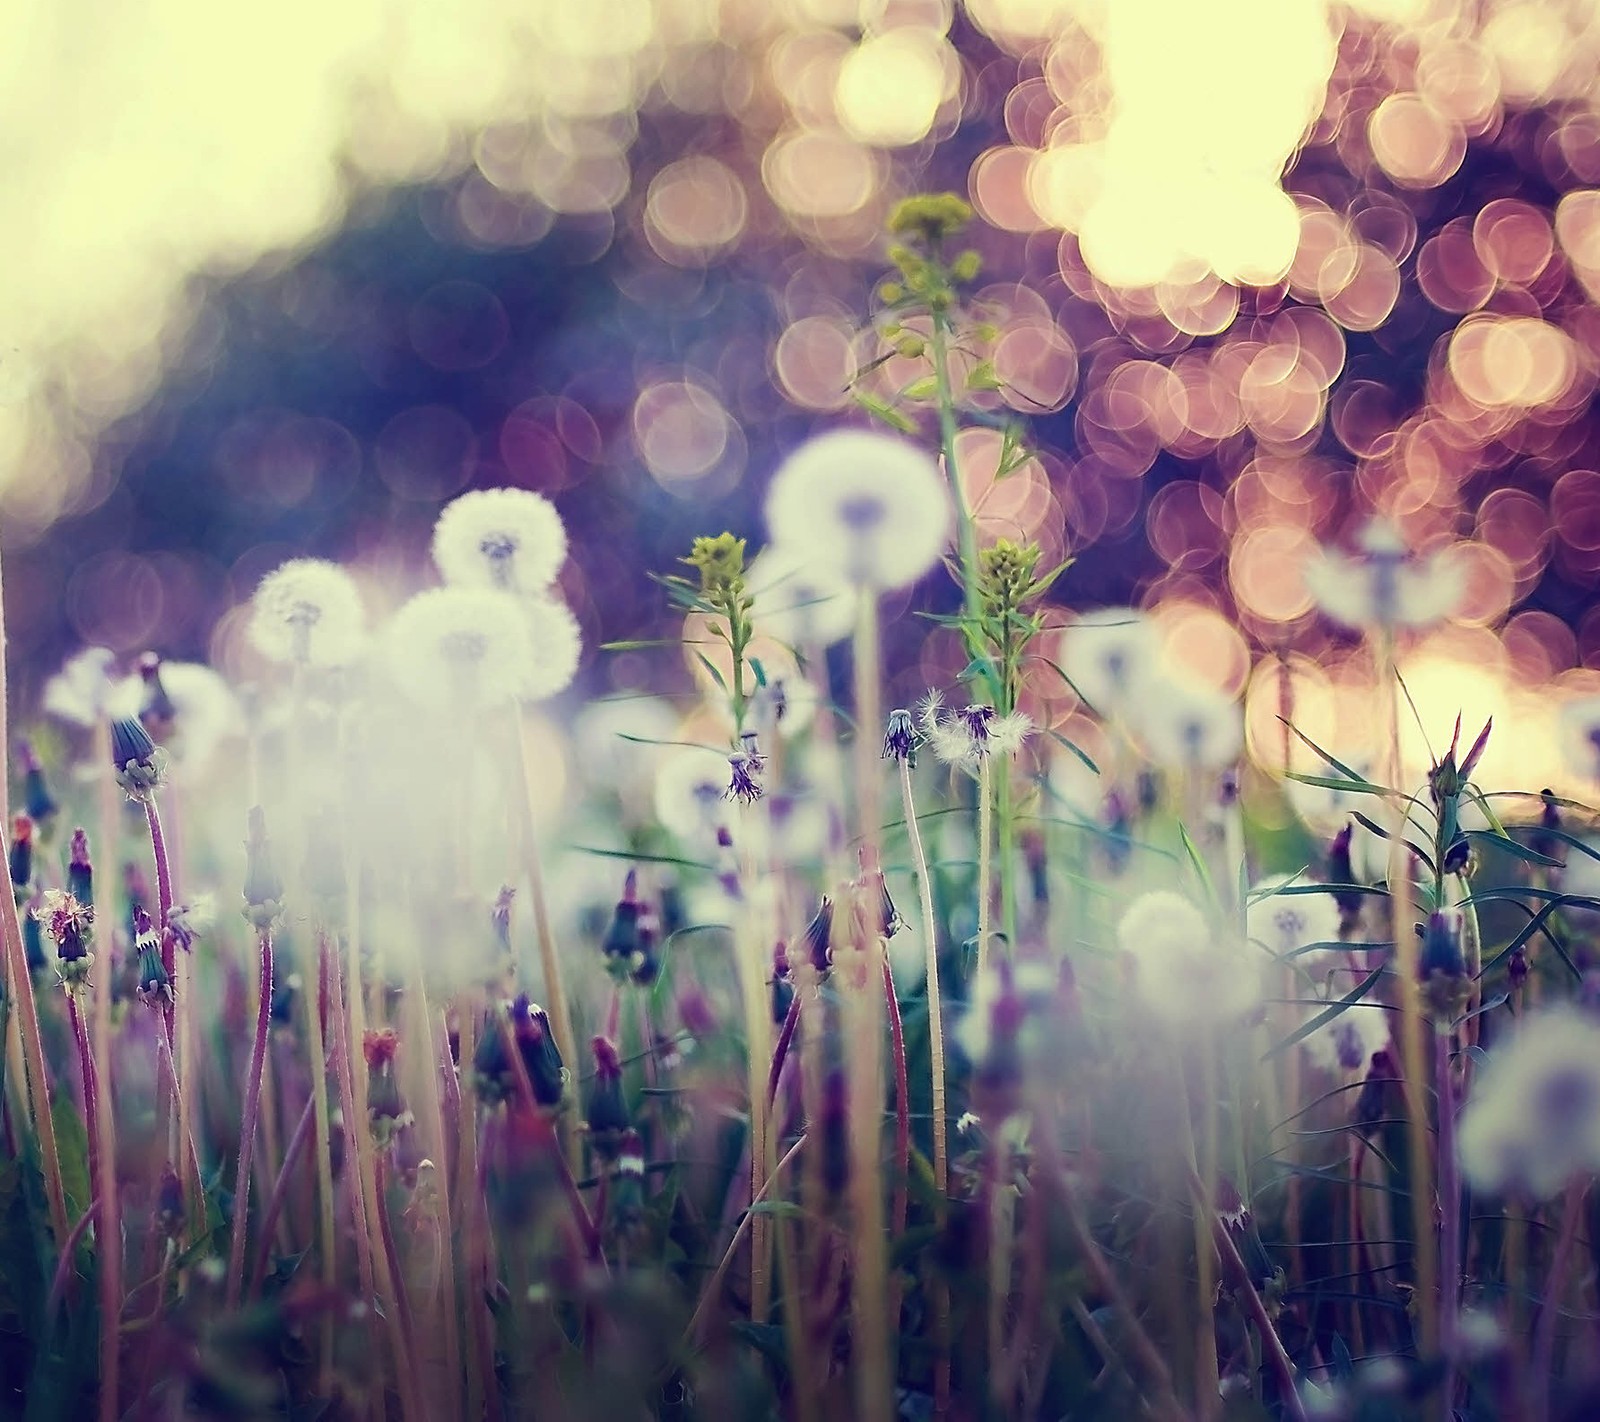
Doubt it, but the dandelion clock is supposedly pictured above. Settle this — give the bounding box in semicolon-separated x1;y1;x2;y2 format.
764;429;951;591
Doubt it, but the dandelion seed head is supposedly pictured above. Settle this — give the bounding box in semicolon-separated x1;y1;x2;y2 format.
764;429;950;590
1247;876;1342;969
1304;522;1465;634
1133;680;1242;772
747;545;856;648
1302;1001;1390;1075
250;559;366;668
387;587;536;713
653;744;734;843
43;647;117;727
1058;608;1158;715
1117;889;1260;1025
1458;1006;1600;1199
521;596;582;701
432;487;567;595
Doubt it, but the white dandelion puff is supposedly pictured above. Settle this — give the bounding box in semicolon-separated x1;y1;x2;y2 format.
1558;695;1600;785
1133;680;1243;772
1457;1006;1600;1200
43;648;118;728
387;587;535;714
921;696;1032;775
1247;876;1344;973
746;545;856;648
653;745;734;843
250;559;366;668
1057;608;1158;715
432;487;568;595
1304;521;1465;634
764;429;951;591
520;596;582;701
1302;1001;1390;1075
1117;889;1260;1025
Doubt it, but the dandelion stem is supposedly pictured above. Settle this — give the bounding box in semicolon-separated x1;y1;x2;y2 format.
44;1195;99;1324
976;753;994;977
847;591;892;1420
69;990;119;1422
249;1050;322;1299
1531;1178;1587;1422
307;933;338;1391
882;954;909;1244
226;925;274;1310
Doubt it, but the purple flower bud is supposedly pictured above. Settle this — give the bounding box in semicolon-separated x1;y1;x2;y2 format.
585;1036;630;1154
18;741;57;824
110;717;164;798
802;897;833;974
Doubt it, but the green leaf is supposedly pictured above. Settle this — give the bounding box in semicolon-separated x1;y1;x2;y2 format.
1264;964;1387;1060
1461;828;1563;869
1283;772;1389;797
853;392;916;434
50;1097;90;1219
1176;824;1219;907
1045;730;1100;776
965;360;1001;392
899;376;938;402
692;652;728;694
598;638;682;652
1280;723;1380;788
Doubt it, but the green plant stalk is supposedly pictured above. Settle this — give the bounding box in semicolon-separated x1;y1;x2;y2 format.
0;545;70;1249
1435;1024;1461;1422
735;842;774;1323
928;306;983;645
896;756;951;1419
90;722;120;1270
225;925;274;1310
848;593;893;1420
1378;632;1438;1356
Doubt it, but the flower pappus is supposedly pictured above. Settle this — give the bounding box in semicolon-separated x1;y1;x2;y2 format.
387;586;537;713
1303;520;1465;634
250;558;366;668
432;487;568;595
35;889;93;990
1132;679;1243;772
1057;608;1157;716
764;428;951;591
1457;1006;1600;1200
1116;889;1261;1026
919;691;1031;774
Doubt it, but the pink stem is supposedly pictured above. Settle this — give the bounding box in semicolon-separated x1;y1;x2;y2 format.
1532;1179;1587;1422
44;1196;100;1323
225;927;274;1309
765;992;802;1111
249;1054;329;1299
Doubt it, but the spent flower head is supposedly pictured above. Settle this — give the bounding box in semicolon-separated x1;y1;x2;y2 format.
35;889;93;989
432;487;567;595
765;429;951;591
250;558;366;668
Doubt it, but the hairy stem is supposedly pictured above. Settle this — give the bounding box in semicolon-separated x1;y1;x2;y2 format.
70;992;119;1422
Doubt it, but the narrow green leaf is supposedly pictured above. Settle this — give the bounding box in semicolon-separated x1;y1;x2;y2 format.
1461;828;1562;869
1264;964;1388;1060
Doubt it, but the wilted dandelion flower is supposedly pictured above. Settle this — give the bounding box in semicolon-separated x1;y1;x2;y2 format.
432;487;567;595
109;660;240;774
764;429;951;590
1134;680;1242;772
1057;608;1158;715
387;587;536;713
1304;521;1465;634
746;545;856;648
919;692;1031;774
250;559;366;668
1457;1006;1600;1199
43;647;117;727
1116;889;1260;1025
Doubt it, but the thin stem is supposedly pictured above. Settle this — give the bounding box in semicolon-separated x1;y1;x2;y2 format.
1532;1179;1587;1422
882;954;909;1243
376;1153;428;1421
1435;1026;1461;1420
69;992;119;1422
684;1133;809;1344
512;708;580;1163
766;990;801;1111
249;1056;320;1299
997;758;1018;950
848;593;892;1421
225;926;274;1310
928;306;982;639
44;1196;100;1324
976;753;994;977
897;759;947;1195
307;934;338;1391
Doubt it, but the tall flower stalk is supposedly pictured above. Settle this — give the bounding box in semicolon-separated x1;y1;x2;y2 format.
227;807;283;1309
